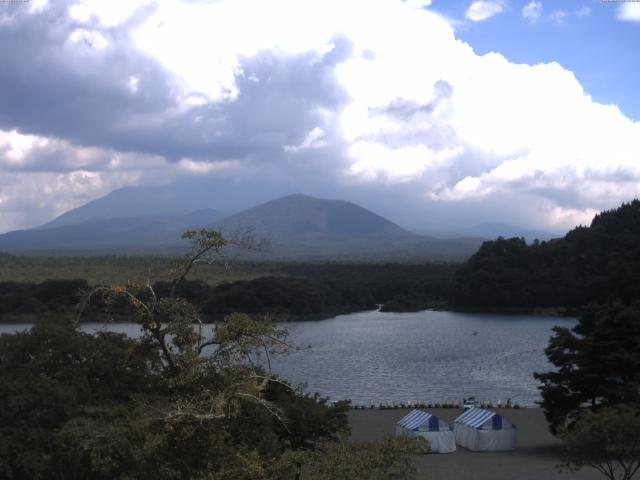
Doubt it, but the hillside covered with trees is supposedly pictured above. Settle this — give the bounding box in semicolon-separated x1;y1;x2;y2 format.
0;263;457;322
0;227;424;479
449;200;640;312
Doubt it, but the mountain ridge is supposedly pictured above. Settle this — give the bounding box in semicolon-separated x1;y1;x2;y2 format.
0;193;482;260
216;193;423;239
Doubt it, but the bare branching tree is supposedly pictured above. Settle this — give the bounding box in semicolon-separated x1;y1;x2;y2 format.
75;228;293;426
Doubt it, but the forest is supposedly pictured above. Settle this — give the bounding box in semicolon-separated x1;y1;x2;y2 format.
0;263;457;322
449;200;640;312
1;200;640;322
0;228;427;479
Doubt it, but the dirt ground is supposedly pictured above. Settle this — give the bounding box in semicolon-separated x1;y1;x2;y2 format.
348;408;603;480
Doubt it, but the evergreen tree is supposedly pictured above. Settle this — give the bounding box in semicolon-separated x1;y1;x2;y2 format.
535;303;640;434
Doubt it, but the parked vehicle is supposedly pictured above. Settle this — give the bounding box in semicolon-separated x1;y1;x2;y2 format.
463;397;478;411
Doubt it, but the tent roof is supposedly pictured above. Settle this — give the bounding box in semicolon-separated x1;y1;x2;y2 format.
397;410;441;431
455;408;512;429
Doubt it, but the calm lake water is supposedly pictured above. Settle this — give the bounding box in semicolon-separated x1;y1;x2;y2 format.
0;309;575;406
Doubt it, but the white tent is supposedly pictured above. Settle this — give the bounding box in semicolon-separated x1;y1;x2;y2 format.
396;409;456;453
454;408;516;452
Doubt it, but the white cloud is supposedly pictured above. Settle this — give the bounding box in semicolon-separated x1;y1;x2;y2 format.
284;127;327;152
68;0;152;27
68;28;109;50
348;143;464;182
465;1;505;22
0;129;167;173
548;9;568;25
522;1;542;22
177;158;239;174
618;3;640;22
576;6;591;17
523;2;590;25
0;169;137;232
127;76;139;94
28;0;49;14
403;0;432;8
0;128;233;232
3;0;640;234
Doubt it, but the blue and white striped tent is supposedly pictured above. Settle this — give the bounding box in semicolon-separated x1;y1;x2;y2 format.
454;408;516;451
396;410;456;453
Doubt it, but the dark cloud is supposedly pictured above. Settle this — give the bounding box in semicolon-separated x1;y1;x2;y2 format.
0;1;636;236
368;80;452;120
0;5;351;168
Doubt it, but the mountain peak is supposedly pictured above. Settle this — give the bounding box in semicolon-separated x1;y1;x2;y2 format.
217;194;412;238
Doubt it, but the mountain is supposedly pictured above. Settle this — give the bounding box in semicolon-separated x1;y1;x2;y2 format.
0;193;483;260
449;199;640;311
212;194;482;260
41;180;289;229
0;209;225;252
216;194;418;239
42;185;225;229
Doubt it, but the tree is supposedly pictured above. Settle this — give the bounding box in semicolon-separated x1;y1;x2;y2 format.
1;228;423;479
0;319;160;479
277;436;427;480
535;303;640;434
559;405;640;480
449;200;640;311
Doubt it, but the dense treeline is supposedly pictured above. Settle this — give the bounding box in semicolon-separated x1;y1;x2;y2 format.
0;263;457;321
7;199;639;319
0;279;90;317
161;276;376;319
450;200;640;311
0;313;421;479
280;263;456;312
0;228;425;479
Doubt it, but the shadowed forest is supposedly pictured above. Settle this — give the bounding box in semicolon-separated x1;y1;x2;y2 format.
1;200;639;322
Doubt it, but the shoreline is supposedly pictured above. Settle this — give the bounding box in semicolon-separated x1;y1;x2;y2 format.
349;407;600;480
0;304;580;325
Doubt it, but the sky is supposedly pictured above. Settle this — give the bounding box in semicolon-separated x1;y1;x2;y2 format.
0;0;639;235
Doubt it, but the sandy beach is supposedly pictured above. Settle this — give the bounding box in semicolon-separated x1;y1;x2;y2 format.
348;408;602;480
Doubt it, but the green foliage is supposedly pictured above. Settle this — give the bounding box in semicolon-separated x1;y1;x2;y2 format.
0;279;88;317
535;303;640;434
0;319;159;479
202;276;375;318
559;405;640;480
283;263;456;312
0;253;268;287
289;436;426;480
0;262;458;322
450;200;640;310
0;228;423;479
0;311;352;479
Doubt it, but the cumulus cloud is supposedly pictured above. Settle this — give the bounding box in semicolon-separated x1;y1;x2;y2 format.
548;9;568;25
0;0;639;235
576;6;591;17
522;1;543;22
522;2;590;25
465;1;505;22
618;3;640;22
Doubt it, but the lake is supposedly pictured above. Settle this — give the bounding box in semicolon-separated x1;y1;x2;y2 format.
0;309;575;406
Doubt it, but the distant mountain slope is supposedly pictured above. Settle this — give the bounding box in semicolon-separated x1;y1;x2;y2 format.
41;181;286;229
212;194;482;260
0;193;483;260
450;200;640;310
42;186;216;228
0;209;224;251
216;194;419;239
